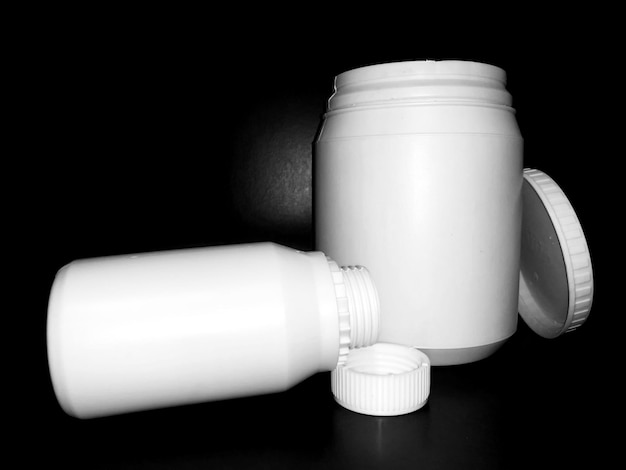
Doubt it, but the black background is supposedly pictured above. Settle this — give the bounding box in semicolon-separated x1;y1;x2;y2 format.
17;9;618;469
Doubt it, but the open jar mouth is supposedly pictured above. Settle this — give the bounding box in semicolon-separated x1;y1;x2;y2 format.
327;60;513;111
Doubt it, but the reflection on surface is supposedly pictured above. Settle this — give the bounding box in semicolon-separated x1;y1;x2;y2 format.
328;362;507;468
39;326;603;468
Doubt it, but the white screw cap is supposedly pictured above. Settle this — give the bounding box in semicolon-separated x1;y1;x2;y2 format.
331;343;430;416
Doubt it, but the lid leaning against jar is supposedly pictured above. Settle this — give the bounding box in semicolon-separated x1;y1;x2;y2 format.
518;168;594;338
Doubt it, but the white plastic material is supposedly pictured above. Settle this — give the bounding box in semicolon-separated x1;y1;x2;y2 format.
519;169;593;337
47;242;379;418
316;60;523;365
331;343;430;416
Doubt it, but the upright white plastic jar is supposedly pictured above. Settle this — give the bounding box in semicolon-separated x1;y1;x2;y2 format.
315;60;523;365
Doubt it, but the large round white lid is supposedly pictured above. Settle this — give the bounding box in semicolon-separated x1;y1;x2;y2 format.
519;168;594;338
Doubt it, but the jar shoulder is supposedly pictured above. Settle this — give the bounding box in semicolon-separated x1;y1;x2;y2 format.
317;105;521;141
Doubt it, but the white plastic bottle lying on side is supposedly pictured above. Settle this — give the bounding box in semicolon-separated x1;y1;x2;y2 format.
47;242;379;419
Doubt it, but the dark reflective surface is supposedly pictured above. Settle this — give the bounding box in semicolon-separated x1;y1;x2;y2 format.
32;321;611;469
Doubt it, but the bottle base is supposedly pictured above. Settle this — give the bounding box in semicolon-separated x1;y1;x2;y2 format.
420;339;508;366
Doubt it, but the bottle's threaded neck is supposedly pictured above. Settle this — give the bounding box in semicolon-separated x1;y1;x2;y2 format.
340;266;380;348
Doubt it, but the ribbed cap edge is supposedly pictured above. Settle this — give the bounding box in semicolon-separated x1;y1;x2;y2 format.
331;343;430;416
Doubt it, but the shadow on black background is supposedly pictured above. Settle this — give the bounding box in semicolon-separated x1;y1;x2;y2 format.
18;11;617;469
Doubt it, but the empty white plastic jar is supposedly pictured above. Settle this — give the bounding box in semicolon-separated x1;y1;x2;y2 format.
315;60;523;365
47;242;379;418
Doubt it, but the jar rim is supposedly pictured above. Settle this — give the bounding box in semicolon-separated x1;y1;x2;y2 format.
329;60;512;110
336;60;507;88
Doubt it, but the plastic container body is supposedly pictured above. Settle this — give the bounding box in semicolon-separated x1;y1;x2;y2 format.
47;242;379;418
315;61;523;365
